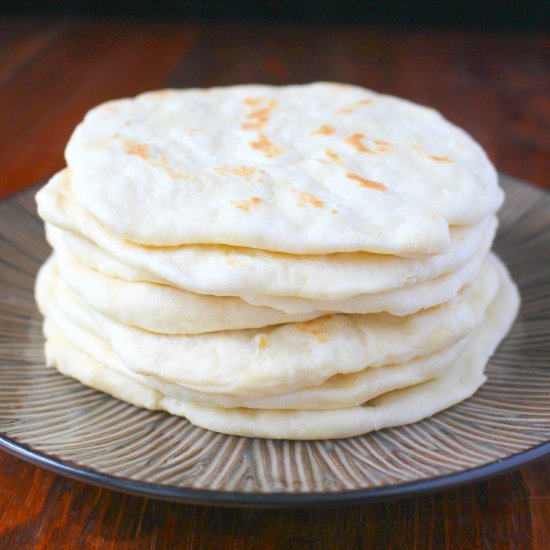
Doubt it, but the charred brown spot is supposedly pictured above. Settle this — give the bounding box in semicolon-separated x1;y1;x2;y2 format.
338;99;373;113
344;133;376;154
233;196;262;212
242;98;278;130
299;192;325;209
429;155;453;163
311;125;336;136
373;139;392;153
324;149;341;162
124;141;187;179
295;316;333;342
346;173;387;191
250;132;283;158
257;335;268;349
215;166;262;179
152;90;175;98
124;141;150;159
410;145;453;163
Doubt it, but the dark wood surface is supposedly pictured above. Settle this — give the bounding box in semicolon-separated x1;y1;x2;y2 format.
0;16;549;549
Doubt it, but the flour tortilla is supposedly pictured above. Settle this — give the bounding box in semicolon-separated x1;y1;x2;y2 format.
42;255;519;439
51;220;491;323
39;279;473;410
37;172;497;300
54;253;320;334
242;237;490;315
43;323;163;412
36;254;500;396
53;315;472;410
46;223;162;285
65;83;502;255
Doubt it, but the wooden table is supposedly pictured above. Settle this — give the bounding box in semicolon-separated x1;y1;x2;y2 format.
1;16;549;549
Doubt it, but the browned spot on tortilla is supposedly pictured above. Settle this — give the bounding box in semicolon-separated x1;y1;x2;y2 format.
338;99;373;113
151;89;175;98
233;166;260;178
299;192;325;209
325;149;341;162
295;316;333;342
411;144;453;163
215;166;262;179
124;141;150;159
346;173;387;191
243;98;264;106
155;155;187;180
250;132;283;158
344;133;376;154
311;125;336;136
163;164;188;180
429;155;453;163
257;335;268;349
242;98;278;130
233;196;262;212
124;140;187;179
373;139;392;153
226;258;245;268
330;208;338;214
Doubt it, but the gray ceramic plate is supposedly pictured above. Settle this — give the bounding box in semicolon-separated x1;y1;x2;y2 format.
0;174;549;507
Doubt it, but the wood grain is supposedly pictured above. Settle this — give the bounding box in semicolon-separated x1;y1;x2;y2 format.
1;449;549;549
0;19;548;201
0;16;549;550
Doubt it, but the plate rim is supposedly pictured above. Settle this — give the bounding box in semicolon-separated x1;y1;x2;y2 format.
1;175;549;507
1;433;549;507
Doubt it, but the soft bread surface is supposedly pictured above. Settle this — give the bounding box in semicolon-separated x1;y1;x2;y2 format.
37;254;501;397
41;256;519;439
65;83;502;254
51;229;491;334
33;82;519;440
38;172;497;301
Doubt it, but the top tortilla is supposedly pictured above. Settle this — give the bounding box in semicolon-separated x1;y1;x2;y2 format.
65;82;502;255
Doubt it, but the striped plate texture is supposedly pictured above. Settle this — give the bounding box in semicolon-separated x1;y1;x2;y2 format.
0;174;549;506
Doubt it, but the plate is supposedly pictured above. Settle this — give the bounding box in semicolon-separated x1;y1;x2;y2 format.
0;174;549;507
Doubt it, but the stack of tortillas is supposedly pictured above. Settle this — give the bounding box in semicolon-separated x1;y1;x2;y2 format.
35;83;520;439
